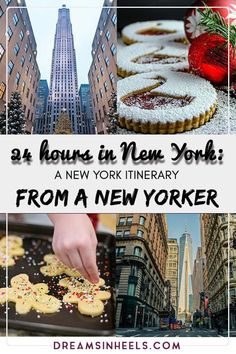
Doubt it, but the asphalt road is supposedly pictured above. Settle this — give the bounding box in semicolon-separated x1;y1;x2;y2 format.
116;327;229;337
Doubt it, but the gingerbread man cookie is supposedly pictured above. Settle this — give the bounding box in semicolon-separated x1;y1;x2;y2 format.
117;69;217;134
40;254;81;277
59;277;111;317
118;42;189;77
122;20;186;45
0;235;24;268
0;274;61;314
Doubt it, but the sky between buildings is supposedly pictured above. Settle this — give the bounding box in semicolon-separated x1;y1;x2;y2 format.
166;214;201;262
25;0;104;85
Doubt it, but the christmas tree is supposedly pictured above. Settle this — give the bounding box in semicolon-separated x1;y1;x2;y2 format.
0;109;6;134
0;92;26;134
106;91;118;134
55;111;73;134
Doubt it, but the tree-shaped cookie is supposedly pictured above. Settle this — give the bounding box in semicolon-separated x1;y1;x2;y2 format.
0;274;61;314
0;235;24;267
40;254;81;277
59;277;111;317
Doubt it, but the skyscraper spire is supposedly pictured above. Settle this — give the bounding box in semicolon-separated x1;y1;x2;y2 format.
45;7;80;134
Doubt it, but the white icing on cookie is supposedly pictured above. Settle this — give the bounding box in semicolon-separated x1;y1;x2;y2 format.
122;20;186;44
118;42;189;75
118;70;217;123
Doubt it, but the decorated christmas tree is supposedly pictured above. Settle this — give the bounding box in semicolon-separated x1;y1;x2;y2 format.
106;91;118;134
0;109;6;134
0;92;26;134
54;111;73;134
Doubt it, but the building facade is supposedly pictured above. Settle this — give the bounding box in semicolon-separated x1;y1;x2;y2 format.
44;5;80;134
200;214;231;329
178;230;193;322
116;214;168;328
0;0;40;133
192;247;205;313
166;238;179;318
33;79;49;134
79;84;95;134
88;0;117;134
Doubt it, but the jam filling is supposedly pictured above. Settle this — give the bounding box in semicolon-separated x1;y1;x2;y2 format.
123;92;191;110
137;28;176;36
133;54;186;65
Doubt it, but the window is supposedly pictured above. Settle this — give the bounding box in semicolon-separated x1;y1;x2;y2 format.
25;43;29;52
131;265;138;276
26;88;30;98
134;246;142;257
15;72;21;85
13;13;19;26
100;66;104;76
97;53;101;62
124;230;130;237
101;43;105;52
127;283;136;296
19;30;24;41
8;60;14;74
7;26;13;40
105;30;111;41
0;82;6;99
137;229;144;238
0;44;5;61
139;216;146;226
127;216;133;225
20;55;25;67
21;81;26;93
13;43;20;55
0;6;3;17
105;57;110;67
5;0;12;4
104;81;108;92
116;247;125;257
110;43;117;56
25;65;29;75
99;88;103;98
118;217;126;226
109;72;115;84
116;231;122;237
96;75;100;83
111;13;117;25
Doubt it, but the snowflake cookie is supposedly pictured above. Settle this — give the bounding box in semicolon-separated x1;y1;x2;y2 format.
118;42;189;77
0;235;24;267
40;254;81;277
117;69;217;134
122;20;186;45
59;277;111;317
0;274;61;314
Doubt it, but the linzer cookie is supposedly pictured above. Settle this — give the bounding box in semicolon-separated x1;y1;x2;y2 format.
117;70;217;134
118;42;189;77
0;235;25;267
122;20;186;45
0;274;61;314
59;277;111;317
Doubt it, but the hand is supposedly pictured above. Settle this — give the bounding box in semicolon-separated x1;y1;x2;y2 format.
48;214;99;284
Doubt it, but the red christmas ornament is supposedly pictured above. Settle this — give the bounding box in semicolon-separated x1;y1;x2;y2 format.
184;0;236;42
189;33;236;84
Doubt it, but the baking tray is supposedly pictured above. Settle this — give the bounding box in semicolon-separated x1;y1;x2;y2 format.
0;222;115;336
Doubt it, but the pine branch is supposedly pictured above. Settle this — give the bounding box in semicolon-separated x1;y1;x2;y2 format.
197;6;236;48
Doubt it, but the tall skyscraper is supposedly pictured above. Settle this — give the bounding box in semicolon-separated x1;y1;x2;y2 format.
178;229;193;322
166;238;179;318
0;0;40;133
34;80;49;134
79;84;95;134
45;5;80;134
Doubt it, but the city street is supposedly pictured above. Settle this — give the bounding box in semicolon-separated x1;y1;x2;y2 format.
117;327;228;337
